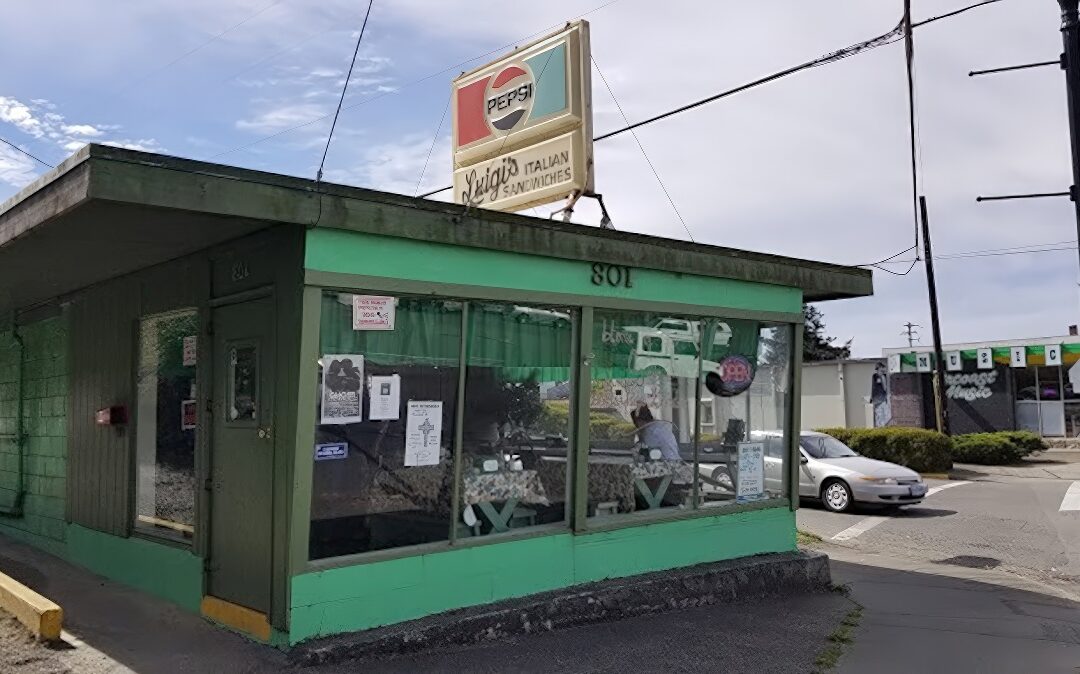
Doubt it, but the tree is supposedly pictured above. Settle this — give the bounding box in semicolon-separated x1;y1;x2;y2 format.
803;304;852;362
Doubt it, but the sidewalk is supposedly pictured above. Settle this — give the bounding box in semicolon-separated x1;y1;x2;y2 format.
2;530;1077;673
824;545;1080;674
952;451;1080;481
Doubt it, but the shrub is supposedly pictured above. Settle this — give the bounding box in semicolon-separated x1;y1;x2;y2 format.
952;433;1025;465
994;431;1045;457
536;401;637;440
813;427;953;473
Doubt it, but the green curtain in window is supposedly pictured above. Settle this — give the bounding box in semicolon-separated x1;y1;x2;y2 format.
321;296;573;382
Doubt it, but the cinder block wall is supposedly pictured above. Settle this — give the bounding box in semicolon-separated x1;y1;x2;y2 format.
0;317;68;550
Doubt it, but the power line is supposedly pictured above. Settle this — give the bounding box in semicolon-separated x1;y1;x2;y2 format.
316;0;374;183
209;0;626;161
0;137;54;169
414;92;451;197
592;56;694;242
120;0;288;94
872;242;1078;263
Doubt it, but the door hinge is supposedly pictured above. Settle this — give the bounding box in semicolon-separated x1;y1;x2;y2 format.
204;477;214;492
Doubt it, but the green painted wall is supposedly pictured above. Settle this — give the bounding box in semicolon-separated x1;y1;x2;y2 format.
66;524;203;613
0;317;68;554
290;507;795;644
304;229;802;314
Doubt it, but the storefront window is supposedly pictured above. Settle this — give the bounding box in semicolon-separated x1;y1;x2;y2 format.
697;323;792;508
586;311;702;518
310;294;460;559
134;310;198;542
460;303;575;535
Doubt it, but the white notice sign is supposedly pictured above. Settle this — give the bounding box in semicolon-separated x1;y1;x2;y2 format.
405;401;443;466
736;441;766;503
183;335;197;367
369;375;401;421
352;295;396;331
1046;344;1062;366
321;355;364;425
1010;346;1027;368
977;348;993;370
946;351;962;372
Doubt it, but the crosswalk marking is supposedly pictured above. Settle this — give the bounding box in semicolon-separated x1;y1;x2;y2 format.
1059;481;1080;512
926;480;969;497
830;481;970;542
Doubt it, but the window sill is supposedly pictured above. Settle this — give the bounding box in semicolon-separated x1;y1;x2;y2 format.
578;497;791;535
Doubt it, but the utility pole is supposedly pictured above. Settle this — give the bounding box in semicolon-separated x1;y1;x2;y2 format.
920;196;949;435
901;322;921;348
1060;0;1080;276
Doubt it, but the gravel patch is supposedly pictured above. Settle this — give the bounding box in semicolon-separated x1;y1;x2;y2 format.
0;617;70;674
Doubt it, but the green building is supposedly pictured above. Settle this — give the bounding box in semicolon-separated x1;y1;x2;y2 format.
0;145;871;645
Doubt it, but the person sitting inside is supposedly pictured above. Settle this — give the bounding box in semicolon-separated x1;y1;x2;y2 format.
629;404;682;461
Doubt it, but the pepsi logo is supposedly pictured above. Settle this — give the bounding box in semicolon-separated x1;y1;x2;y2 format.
485;64;534;132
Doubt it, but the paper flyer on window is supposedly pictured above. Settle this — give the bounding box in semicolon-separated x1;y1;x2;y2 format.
404;400;442;466
368;374;401;420
320;355;364;425
736;441;766;502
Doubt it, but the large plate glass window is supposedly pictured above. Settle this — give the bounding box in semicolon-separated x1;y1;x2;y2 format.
310;293;461;559
459;303;575;536
134;310;199;542
586;310;700;518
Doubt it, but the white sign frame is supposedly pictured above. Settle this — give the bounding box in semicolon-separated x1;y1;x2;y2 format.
1046;344;1062;366
405;401;443;467
945;351;962;372
736;441;766;503
1010;346;1027;368
352;295;396;331
320;354;364;425
977;348;993;370
915;353;932;373
887;354;902;374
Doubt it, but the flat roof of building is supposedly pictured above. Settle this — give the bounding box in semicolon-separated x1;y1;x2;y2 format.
883;335;1080;356
0;144;872;316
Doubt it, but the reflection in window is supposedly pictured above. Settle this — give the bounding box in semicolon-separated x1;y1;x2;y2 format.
587;311;701;517
697;323;791;508
461;303;574;535
310;294;461;559
135;310;198;541
229;345;258;422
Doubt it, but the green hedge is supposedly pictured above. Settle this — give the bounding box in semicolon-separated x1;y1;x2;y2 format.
815;427;953;473
993;431;1045;457
537;401;637;440
952;433;1024;465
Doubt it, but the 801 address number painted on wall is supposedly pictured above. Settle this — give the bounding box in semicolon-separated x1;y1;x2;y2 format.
591;263;634;288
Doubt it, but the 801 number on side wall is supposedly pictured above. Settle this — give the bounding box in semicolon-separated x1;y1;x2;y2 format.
591;263;634;288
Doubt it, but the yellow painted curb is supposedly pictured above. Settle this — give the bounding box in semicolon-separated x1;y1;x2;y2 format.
201;596;271;642
0;570;62;641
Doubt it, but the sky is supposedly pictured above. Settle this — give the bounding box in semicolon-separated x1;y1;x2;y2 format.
0;0;1073;356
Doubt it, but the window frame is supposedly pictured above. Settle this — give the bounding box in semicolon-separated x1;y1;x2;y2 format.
299;282;801;571
131;307;201;546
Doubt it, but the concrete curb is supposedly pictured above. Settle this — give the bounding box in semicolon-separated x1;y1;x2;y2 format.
294;550;831;666
0;569;62;641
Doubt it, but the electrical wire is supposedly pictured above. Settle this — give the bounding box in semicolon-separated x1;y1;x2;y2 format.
119;0;288;94
316;0;374;183
413;92;451;197
592;56;694;242
0;137;54;169
209;0;626;161
902;0;921;258
869;241;1079;264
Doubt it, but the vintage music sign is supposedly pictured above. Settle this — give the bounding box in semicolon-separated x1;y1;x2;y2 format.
451;21;593;212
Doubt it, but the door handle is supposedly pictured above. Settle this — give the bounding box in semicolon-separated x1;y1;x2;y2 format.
258;426;273;440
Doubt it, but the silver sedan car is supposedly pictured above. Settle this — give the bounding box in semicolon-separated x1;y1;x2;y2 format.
794;431;927;512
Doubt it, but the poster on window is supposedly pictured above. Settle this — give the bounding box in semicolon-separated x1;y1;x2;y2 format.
405;401;442;466
182;335;197;367
368;374;401;420
352;295;396;331
321;355;364;425
180;399;197;430
736;441;765;503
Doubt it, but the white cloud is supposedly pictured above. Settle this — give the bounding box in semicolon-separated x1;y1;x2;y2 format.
0;97;45;138
101;138;164;153
61;123;103;137
0;144;38;188
236;103;329;133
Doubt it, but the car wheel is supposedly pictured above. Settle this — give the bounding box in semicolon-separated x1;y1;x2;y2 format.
821;479;853;513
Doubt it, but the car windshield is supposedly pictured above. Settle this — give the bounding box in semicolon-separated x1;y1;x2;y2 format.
800;435;858;459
